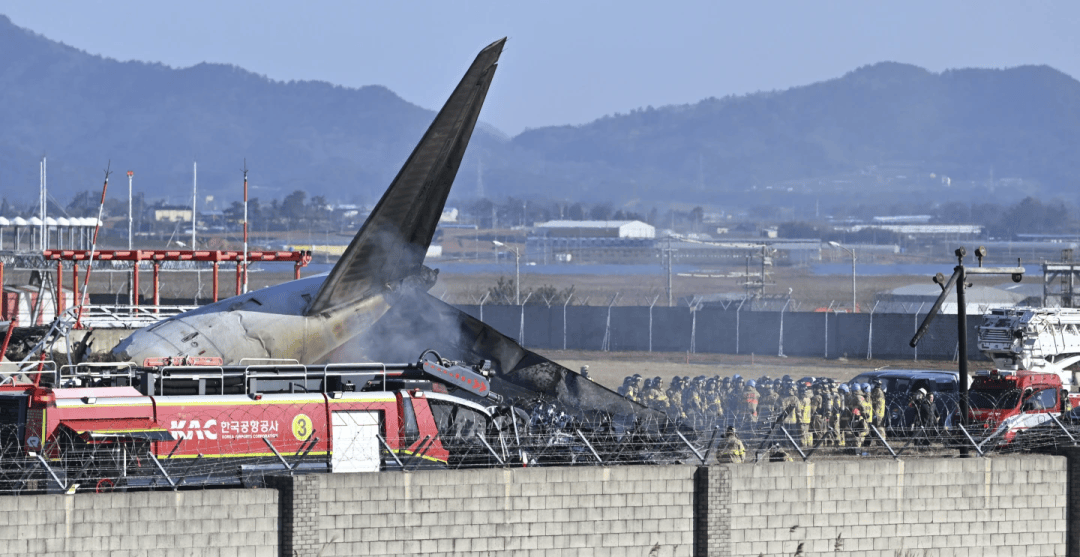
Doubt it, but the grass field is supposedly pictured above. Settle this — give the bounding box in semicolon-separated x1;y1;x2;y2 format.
536;349;959;391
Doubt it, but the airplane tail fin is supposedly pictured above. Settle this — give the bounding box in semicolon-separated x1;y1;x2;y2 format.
306;38;505;315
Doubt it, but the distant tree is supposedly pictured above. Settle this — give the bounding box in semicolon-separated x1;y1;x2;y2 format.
66;191;100;217
778;222;822;239
485;276;517;304
281;190;307;223
589;203;613;220
308;195;331;226
690;206;705;231
568;203;586;220
526;284;575;305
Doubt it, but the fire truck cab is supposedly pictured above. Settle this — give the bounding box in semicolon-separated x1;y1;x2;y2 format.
968;369;1078;443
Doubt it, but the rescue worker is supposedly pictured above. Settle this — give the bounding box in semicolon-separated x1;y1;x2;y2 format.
743;379;760;431
641;378;668;411
849;407;869;452
1064;388;1073;423
823;382;841;447
836;383;851;447
910;388;935;445
759;380;780;430
798;385;813;447
727;375;745;426
682;377;708;427
871;380;887;442
781;383;801;439
667;386;685;421
810;383;828;446
718;426;746;463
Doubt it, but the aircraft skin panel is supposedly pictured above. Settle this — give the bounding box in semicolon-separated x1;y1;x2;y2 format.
305;38;505;316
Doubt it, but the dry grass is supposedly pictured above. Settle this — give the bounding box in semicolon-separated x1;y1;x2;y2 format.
536;349;957;391
432;265;934;310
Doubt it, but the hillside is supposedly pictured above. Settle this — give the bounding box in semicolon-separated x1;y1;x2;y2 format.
510;62;1080;206
2;14;1079;211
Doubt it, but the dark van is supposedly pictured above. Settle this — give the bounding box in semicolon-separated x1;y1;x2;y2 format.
849;370;962;433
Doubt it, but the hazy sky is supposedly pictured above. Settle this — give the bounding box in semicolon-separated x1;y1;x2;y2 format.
2;2;1078;135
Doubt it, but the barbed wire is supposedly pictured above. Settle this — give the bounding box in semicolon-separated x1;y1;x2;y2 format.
0;394;1075;496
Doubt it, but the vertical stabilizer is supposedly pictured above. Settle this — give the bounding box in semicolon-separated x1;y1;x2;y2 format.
306;38;505;315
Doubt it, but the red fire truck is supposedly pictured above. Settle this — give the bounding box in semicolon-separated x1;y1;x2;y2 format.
0;352;509;493
967;369;1080;444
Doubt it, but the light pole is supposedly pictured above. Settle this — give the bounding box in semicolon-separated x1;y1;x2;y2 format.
127;171;134;250
492;240;520;304
828;241;856;312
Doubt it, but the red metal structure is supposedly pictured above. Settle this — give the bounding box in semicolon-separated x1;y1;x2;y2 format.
43;249;312;311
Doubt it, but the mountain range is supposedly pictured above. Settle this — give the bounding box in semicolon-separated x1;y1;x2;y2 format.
1;14;1079;213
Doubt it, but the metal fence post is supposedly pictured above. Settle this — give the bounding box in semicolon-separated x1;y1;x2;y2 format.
600;293;619;352
518;292;532;346
647;295;659;352
866;300;879;360
562;292;573;350
778;297;792;358
735;296;747;354
824;301;834;358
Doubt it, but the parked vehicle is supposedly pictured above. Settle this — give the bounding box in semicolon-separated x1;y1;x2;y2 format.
850;369;963;433
967;369;1080;444
0;353;507;493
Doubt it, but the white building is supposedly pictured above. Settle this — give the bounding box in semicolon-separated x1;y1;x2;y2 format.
534;220;655;239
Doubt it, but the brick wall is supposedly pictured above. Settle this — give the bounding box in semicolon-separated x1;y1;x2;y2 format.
308;465;697;557
715;454;1066;557
0;489;278;557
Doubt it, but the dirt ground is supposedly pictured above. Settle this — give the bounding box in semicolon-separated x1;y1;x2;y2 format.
534;349;959;391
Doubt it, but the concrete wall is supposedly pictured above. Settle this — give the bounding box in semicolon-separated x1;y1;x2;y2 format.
458;304;983;360
0;489;279;557
0;455;1070;557
287;465;697;557
707;454;1066;557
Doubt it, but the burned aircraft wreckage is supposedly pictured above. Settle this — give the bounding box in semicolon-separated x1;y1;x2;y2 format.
0;39;687;484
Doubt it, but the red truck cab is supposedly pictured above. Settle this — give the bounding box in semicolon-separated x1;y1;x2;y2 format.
968;370;1079;442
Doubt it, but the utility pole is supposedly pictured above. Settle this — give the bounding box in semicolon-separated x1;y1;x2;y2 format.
911;246;1024;447
127;171;134;250
661;237;676;306
191;161;197;251
243;162;249;294
42;156;47;250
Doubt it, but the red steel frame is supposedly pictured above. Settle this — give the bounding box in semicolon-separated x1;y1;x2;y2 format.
42;249;312;317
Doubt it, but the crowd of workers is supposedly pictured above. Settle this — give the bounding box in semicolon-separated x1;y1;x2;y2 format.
618;373;942;462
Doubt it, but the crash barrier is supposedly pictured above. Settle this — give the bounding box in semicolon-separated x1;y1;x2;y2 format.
0;455;1069;557
458;304;985;360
